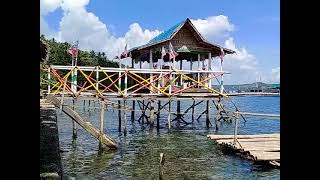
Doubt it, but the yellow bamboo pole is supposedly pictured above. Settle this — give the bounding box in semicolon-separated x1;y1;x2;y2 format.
99;67;124;96
172;68;228;97
128;70;170;96
77;67;103;96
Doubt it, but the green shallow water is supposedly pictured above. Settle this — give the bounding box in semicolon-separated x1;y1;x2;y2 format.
57;96;280;179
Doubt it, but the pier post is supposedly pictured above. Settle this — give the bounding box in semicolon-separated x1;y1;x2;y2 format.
124;100;127;136
191;100;195;122
99;101;105;149
234;112;239;144
118;100;121;132
206;100;210;127
157;100;161;131
168;100;171;129
150;99;155;128
72;99;77;139
142;100;145;124
177;100;181;120
131;100;135;122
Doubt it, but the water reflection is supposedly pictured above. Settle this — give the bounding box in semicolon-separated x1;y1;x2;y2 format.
58;96;280;179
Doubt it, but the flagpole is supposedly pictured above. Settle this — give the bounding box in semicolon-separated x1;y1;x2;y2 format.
220;55;224;94
118;50;122;95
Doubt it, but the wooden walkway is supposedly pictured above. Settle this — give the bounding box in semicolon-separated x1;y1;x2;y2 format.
207;134;280;167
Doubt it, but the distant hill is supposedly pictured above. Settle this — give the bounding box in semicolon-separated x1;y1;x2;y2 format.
213;82;280;93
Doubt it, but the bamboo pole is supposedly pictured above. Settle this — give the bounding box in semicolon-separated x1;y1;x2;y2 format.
99;101;105;149
157;100;161;131
118;100;121;132
124;100;127;136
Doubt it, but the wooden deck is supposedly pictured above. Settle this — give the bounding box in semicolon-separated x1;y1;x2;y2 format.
207;134;280;167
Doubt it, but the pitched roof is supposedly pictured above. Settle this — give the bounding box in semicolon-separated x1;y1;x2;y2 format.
148;21;184;44
129;18;235;55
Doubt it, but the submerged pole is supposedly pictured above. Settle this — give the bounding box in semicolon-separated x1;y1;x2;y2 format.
191;100;195;123
131;100;135;122
157;100;161;131
99;101;105;149
72;99;77;139
159;153;165;180
150;99;155;128
177;100;181;120
118;100;121;132
124;100;127;136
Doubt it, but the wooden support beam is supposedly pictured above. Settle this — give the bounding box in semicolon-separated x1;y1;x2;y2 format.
46;95;117;149
72;99;77;139
157;100;161;131
150;99;155;128
123;100;127;136
131;100;135;122
99;101;105;149
118;100;121;132
206;100;210;127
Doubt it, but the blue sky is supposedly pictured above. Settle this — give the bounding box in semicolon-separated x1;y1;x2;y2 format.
41;0;279;84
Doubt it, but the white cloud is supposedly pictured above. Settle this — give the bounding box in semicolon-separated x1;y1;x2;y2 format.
40;0;62;15
211;37;259;84
191;15;234;40
271;67;280;83
40;0;160;59
40;1;278;84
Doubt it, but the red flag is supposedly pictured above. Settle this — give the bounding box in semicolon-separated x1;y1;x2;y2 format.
67;41;79;58
121;44;128;58
161;46;166;59
169;42;178;60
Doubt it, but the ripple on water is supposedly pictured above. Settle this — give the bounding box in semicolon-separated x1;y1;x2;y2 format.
58;96;280;179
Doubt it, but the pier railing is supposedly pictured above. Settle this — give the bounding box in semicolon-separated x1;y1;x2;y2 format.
41;65;229;98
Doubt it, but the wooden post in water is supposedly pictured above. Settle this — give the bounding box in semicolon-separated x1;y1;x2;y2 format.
83;99;85;111
177;100;181;121
60;78;67;113
192;100;195;123
123;100;127;136
118;100;121;132
131;100;135;122
142;100;145;124
206;100;210;127
99;101;105;149
234;112;239;144
157;100;161;131
72;99;77;139
150;99;155;128
159;153;165;180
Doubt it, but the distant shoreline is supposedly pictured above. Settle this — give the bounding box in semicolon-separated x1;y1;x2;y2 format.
226;92;280;96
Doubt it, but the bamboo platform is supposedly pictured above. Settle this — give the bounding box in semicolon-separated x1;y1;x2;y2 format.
207;134;280;167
